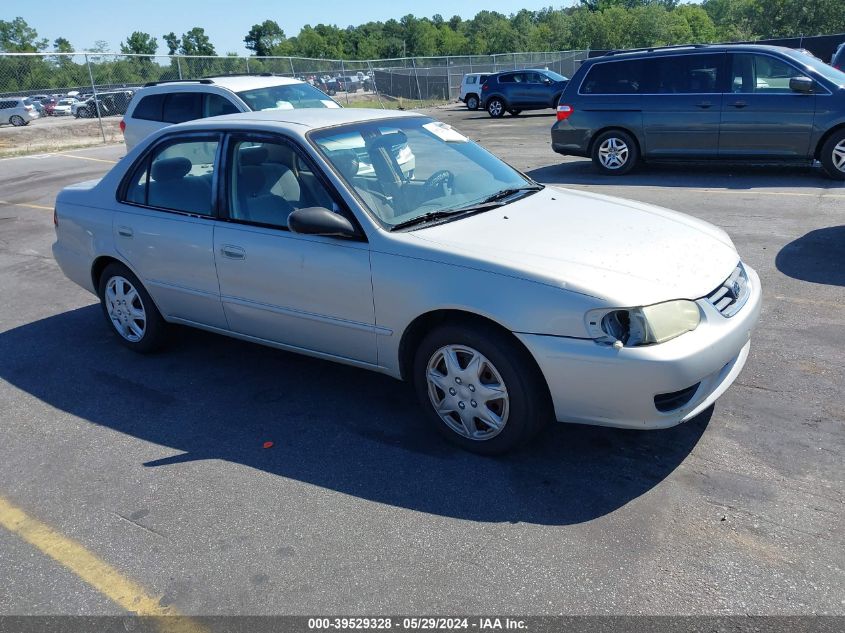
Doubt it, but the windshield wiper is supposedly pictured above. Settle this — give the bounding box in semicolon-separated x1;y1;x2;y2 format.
390;209;467;231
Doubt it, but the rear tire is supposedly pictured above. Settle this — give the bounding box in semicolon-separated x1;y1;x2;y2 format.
819;130;845;181
486;97;505;118
591;129;639;176
465;95;479;110
412;322;551;455
10;115;25;127
97;262;168;353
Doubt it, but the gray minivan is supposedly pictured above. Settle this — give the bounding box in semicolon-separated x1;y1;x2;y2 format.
551;45;845;179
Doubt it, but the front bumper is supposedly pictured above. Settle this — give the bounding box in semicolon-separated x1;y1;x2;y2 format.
517;264;762;429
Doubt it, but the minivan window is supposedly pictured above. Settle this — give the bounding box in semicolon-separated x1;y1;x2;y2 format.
646;54;724;94
581;60;645;94
162;93;202;123
731;54;799;93
133;94;165;121
466;76;477;85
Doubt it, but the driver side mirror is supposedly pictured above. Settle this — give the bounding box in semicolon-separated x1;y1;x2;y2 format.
288;207;358;238
789;76;814;93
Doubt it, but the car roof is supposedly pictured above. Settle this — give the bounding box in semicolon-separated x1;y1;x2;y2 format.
588;43;805;62
169;107;425;133
141;75;303;93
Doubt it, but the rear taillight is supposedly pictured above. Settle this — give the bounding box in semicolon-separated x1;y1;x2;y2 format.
482;84;489;91
556;104;574;121
119;119;126;134
53;208;58;227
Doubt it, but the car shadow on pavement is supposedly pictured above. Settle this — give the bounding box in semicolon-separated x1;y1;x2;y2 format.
527;161;844;190
776;225;845;286
0;305;712;526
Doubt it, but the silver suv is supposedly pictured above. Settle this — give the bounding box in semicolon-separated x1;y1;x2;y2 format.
121;74;340;150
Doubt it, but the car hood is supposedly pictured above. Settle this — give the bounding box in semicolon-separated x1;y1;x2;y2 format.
405;187;739;306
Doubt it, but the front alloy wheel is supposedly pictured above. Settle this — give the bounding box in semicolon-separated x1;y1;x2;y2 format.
487;98;505;118
820;131;845;180
426;345;509;441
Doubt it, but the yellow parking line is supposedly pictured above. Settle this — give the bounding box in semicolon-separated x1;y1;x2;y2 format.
60;153;118;164
0;199;53;211
0;495;205;632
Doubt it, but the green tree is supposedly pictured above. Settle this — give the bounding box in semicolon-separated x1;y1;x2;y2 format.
0;17;48;52
244;20;288;57
121;32;158;56
179;28;215;56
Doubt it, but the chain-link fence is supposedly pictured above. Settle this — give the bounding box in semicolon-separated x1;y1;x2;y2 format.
0;50;588;156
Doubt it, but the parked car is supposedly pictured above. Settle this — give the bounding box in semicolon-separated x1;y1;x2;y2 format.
832;42;845;70
73;91;134;118
552;44;845;179
480;69;569;117
121;75;341;151
52;98;77;116
459;72;489;110
41;97;58;116
0;97;40;126
52;109;761;454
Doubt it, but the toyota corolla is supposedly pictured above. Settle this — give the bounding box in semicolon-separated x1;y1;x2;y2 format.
52;109;761;454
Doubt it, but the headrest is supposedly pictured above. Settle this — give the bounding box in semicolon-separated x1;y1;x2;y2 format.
151;157;191;182
264;143;295;168
240;146;269;166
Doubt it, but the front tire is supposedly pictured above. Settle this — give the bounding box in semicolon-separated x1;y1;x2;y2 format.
591;130;639;175
465;95;479;110
486;97;505;118
819;130;845;181
412;323;551;455
97;262;168;353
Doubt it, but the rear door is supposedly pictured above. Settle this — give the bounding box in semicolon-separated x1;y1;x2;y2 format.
640;53;726;158
719;52;815;158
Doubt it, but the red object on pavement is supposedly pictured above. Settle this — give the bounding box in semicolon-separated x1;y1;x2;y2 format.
263;441;274;449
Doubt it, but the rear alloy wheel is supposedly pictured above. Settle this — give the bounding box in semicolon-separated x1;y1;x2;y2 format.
820;131;845;181
487;98;505;118
413;323;551;454
466;95;479;110
10;115;26;127
591;130;639;176
98;262;168;353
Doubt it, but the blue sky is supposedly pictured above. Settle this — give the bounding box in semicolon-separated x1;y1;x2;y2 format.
8;0;578;56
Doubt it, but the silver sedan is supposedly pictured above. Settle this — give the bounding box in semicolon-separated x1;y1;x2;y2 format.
52;109;761;454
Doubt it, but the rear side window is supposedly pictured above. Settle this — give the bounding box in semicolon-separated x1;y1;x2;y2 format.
162;93;202;124
465;76;477;85
203;93;239;117
645;54;724;94
123;138;219;215
0;101;15;109
580;60;645;94
499;74;516;83
132;94;165;120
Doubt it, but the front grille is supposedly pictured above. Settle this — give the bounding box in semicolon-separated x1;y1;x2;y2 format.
654;383;701;413
705;262;750;318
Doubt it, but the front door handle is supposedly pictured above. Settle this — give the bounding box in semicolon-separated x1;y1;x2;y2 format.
220;245;245;260
730;100;748;109
117;226;133;238
696;101;712;109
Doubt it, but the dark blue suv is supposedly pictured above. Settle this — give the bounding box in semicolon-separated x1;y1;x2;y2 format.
551;45;845;179
481;69;568;118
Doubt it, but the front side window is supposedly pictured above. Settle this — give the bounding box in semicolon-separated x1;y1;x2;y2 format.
204;93;239;117
581;60;645;94
731;54;803;93
227;138;335;228
310;117;536;230
236;83;340;111
124;138;218;215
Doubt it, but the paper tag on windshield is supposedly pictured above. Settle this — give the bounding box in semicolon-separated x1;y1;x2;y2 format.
423;121;468;143
322;100;341;108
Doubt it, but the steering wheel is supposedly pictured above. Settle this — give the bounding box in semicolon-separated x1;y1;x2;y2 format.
422;169;455;199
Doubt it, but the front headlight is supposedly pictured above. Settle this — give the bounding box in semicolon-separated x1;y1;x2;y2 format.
585;300;701;347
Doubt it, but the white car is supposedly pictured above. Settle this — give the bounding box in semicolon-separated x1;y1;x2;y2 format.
121;75;341;151
52;98;78;116
0;97;40;126
52;109;761;454
459;73;490;110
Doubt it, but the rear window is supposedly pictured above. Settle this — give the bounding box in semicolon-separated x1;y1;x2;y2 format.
580;60;645;94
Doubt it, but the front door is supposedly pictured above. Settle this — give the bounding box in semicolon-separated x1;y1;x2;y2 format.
213;135;377;364
719;52;816;158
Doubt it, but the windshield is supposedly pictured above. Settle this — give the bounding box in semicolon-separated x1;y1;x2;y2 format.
787;49;845;85
542;70;568;82
237;83;340;111
310;117;534;229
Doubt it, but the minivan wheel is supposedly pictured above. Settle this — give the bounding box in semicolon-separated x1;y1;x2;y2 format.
10;115;26;127
412;323;551;455
98;262;168;353
466;95;479;110
591;130;639;175
487;98;505;118
820;131;845;181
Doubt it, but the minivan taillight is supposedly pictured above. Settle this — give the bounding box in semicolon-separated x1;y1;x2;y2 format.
482;83;489;91
556;104;574;121
119;119;126;134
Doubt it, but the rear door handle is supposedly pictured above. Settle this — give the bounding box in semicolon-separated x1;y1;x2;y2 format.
696;101;712;109
730;100;748;109
117;226;133;238
220;245;245;260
